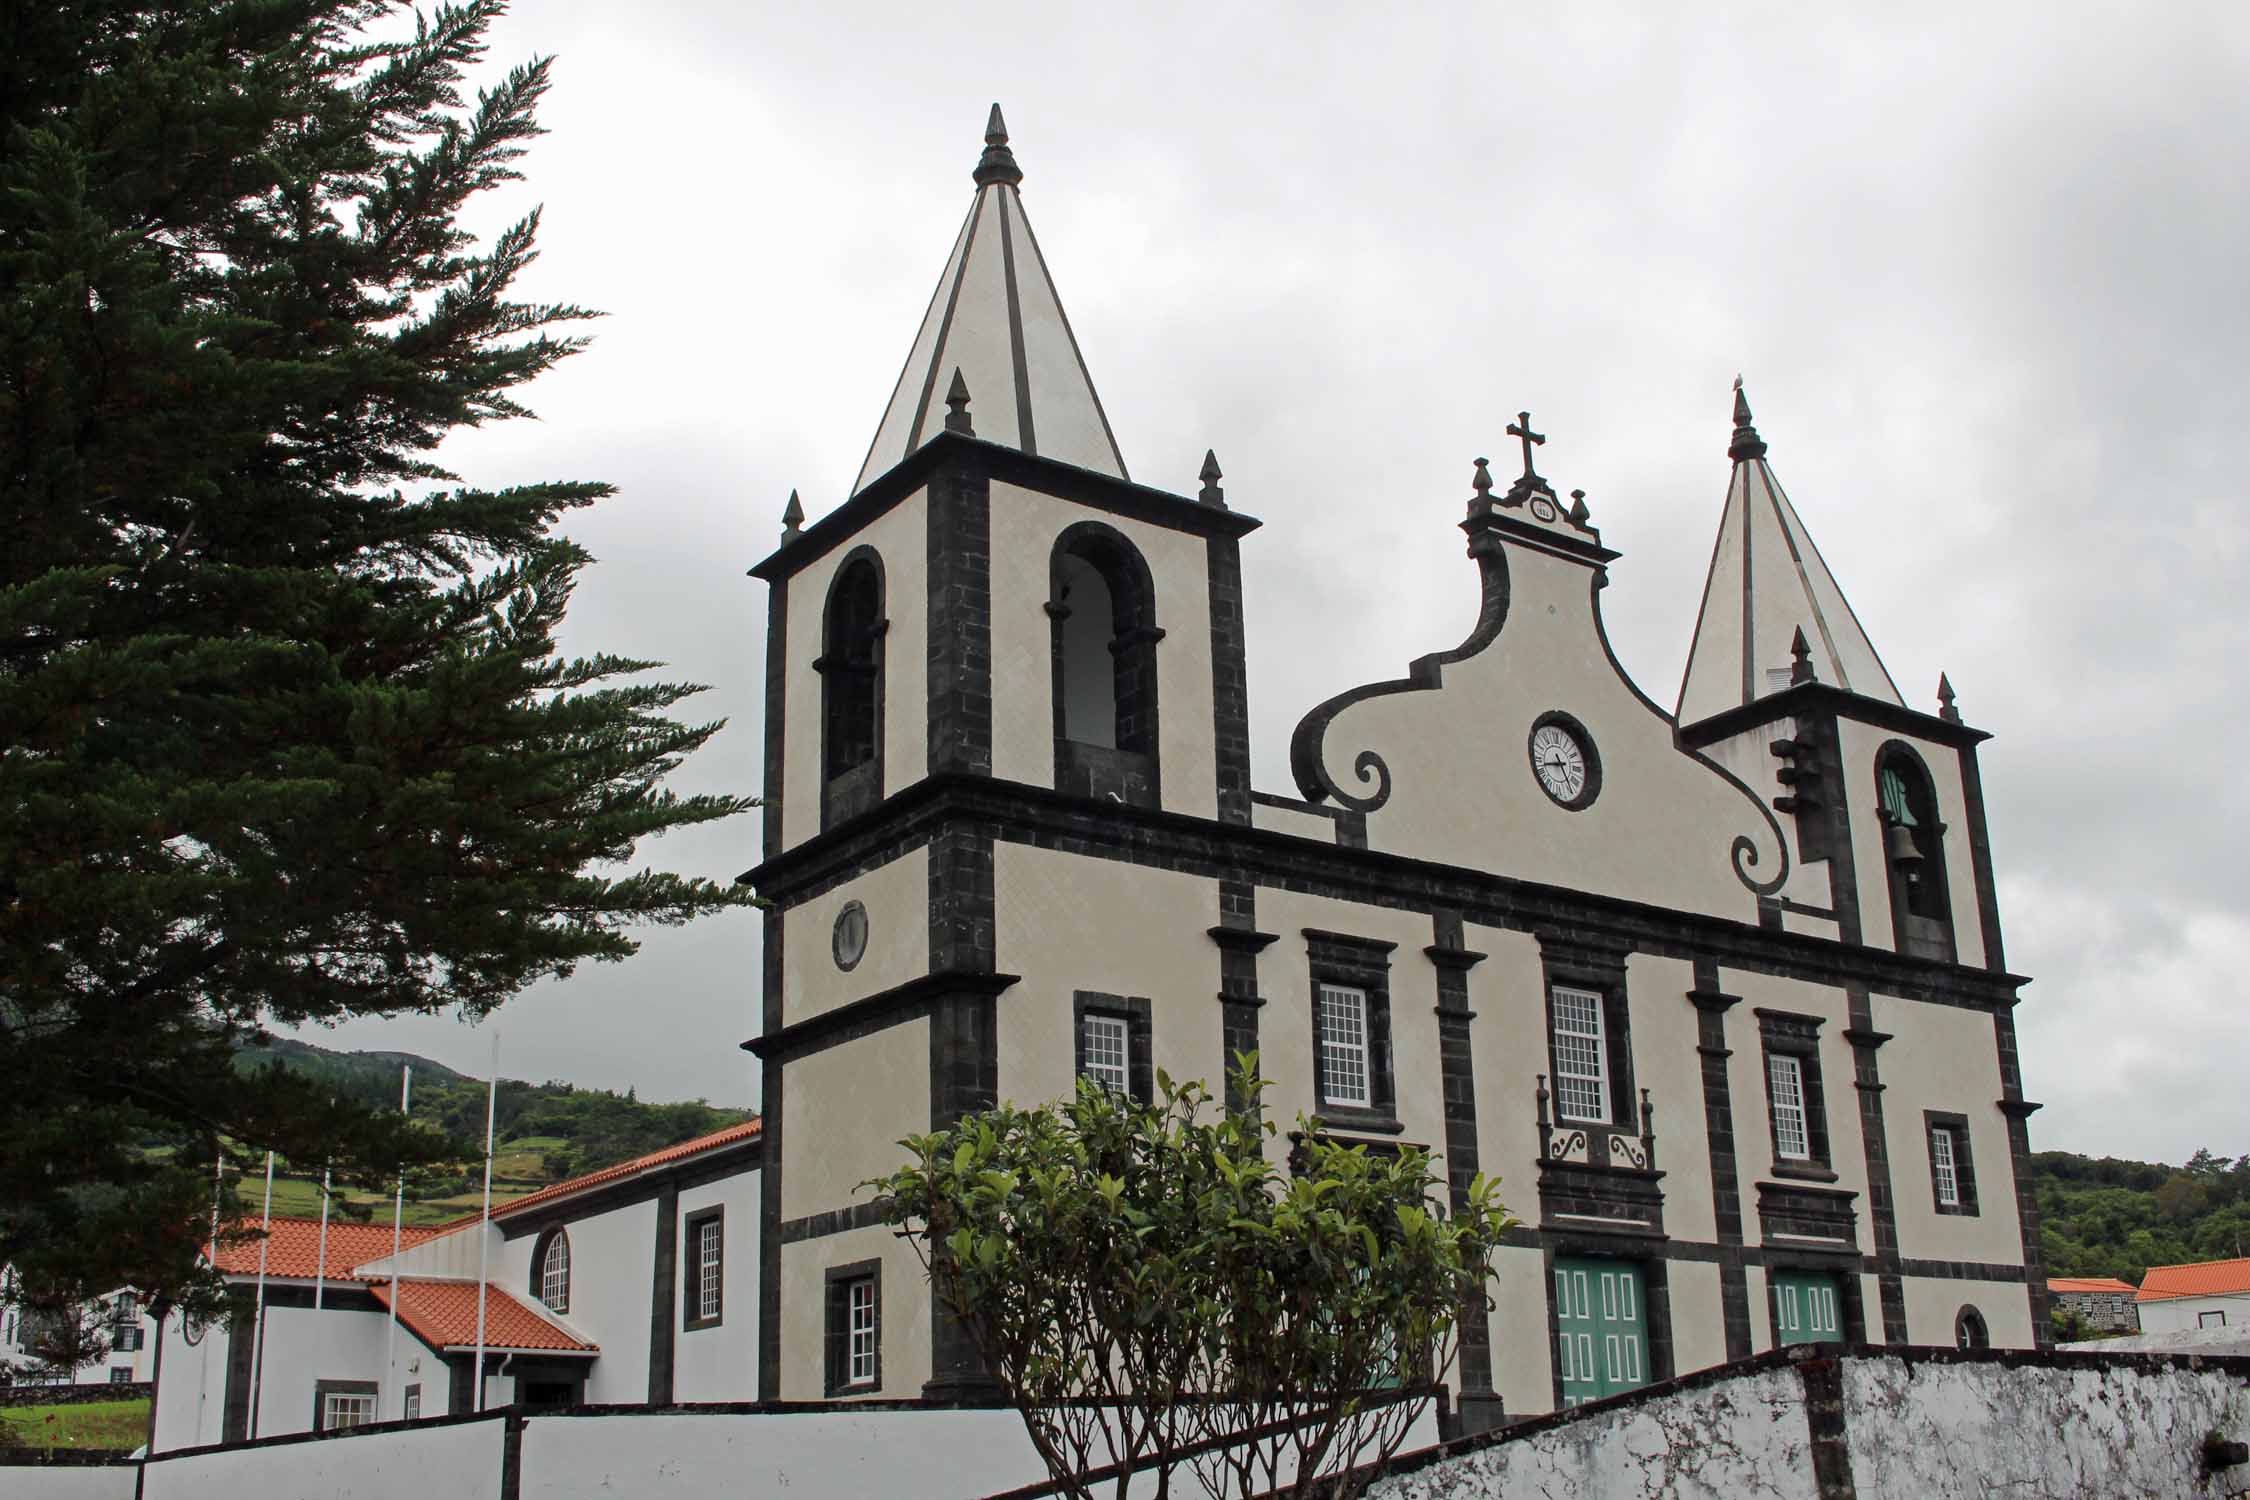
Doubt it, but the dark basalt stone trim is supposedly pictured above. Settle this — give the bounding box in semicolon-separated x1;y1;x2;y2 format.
925;807;1001;1399
745;970;1021;1065
1896;1258;2028;1283
1688;960;1753;1361
779;1201;891;1245
1844;982;1909;1342
495;1140;763;1242
647;1183;678;1403
760;573;788;859
758;905;784;1401
1679;681;1991;752
1429;908;1493;1404
744;773;2028;1012
1303;929;1398;1130
1754;1180;1860;1247
926;460;993;780
1754;1008;1835;1177
1214;877;1265;1110
818;547;887;835
1534;1158;1667;1239
1249;789;1364;847
1990;1009;2049;1343
1207;534;1254;826
1956;741;2007;973
1924;1109;1982;1218
750;433;1259;583
1495;1224;2025;1285
1073;991;1155;1103
1800;1353;1855;1499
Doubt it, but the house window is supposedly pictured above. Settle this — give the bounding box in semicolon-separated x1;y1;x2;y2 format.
819;550;887;830
683;1208;724;1330
1955;1306;1990;1349
824;1261;882;1396
1876;746;1952;960
1755;1010;1832;1176
535;1228;572;1313
108;1366;133;1384
314;1380;379;1432
1050;523;1163;807
402;1384;421;1420
1550;986;1610;1125
1304;931;1398;1131
2200;1310;2227;1329
1925;1112;1979;1215
1072;993;1152;1102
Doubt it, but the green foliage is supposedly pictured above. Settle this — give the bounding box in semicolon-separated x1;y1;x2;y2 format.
0;0;755;1324
868;1057;1514;1500
2032;1148;2250;1282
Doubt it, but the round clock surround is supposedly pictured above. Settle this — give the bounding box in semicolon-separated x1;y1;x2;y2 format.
832;899;870;971
1527;710;1601;810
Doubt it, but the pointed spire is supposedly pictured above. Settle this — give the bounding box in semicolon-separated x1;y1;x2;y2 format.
1470;456;1494;508
780;489;804;541
1937;673;1960;723
1789;625;1815;685
943;368;974;435
1198;449;1226;507
973;103;1022;187
1729;375;1768;462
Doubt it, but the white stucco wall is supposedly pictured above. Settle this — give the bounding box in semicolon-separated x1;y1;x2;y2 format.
0;1466;139;1499
140;1410;507;1500
1869;992;2022;1273
1901;1276;2032;1350
780;846;931;1028
516;1200;653;1406
785;1020;928;1224
670;1171;760;1401
2139;1293;2249;1335
1835;717;1985;969
252;1302;403;1434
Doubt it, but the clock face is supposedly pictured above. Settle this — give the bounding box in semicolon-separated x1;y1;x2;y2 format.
1528;718;1597;808
832;900;869;972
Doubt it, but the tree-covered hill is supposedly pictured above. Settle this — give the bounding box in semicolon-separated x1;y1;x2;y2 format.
2031;1148;2250;1282
232;1039;750;1224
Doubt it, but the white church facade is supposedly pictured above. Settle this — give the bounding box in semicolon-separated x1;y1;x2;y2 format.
744;107;2047;1431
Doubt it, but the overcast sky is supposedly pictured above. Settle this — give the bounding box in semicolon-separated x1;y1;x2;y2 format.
310;2;2248;1167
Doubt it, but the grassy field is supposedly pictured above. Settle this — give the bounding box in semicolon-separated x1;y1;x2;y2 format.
0;1398;150;1454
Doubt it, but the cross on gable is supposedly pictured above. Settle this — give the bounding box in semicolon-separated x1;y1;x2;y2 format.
1506;410;1545;479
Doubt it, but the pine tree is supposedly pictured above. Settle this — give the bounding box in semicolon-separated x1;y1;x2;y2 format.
0;0;755;1320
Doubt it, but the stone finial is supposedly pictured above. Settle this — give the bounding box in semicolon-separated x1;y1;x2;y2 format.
1470;456;1494;507
1789;625;1816;685
1937;672;1961;723
943;368;974;435
973;103;1023;187
1568;489;1590;526
1729;375;1769;462
780;489;804;540
1198;448;1226;507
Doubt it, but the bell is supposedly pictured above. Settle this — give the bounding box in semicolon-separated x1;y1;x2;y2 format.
1885;821;1922;866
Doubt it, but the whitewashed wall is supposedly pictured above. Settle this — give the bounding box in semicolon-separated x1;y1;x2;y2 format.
140;1412;506;1500
2138;1294;2245;1335
0;1465;140;1499
670;1171;760;1400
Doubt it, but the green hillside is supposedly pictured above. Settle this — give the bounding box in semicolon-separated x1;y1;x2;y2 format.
232;1039;751;1226
2031;1148;2250;1283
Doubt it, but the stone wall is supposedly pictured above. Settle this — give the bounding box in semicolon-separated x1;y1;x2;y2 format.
0;1381;150;1408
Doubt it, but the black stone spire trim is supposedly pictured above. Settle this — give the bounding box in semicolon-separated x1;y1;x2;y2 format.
943;368;974;435
1729;376;1768;462
1789;625;1815;685
780;488;804;540
1198;448;1225;507
1937;673;1961;723
973;103;1023;187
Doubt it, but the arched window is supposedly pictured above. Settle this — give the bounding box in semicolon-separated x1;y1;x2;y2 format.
820;550;886;829
1875;746;1952;961
535;1229;571;1314
1049;524;1162;807
1955;1305;1989;1349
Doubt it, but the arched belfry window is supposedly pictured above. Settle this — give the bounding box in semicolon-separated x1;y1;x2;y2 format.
1049;523;1163;808
534;1228;571;1314
1876;745;1952;961
819;549;886;829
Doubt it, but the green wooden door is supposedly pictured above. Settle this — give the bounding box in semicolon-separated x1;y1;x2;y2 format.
1554;1257;1648;1406
1771;1270;1844;1345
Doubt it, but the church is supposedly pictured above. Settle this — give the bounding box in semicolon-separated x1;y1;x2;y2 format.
743;106;2046;1431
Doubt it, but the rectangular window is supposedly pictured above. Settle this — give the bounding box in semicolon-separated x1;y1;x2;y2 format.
1931;1127;1959;1206
2199;1310;2227;1329
108;1367;133;1385
698;1218;722;1321
683;1208;725;1330
1551;986;1610;1125
1316;984;1371;1108
1768;1054;1810;1160
1081;1013;1130;1094
317;1386;377;1432
1072;993;1152;1103
824;1260;881;1396
402;1385;421;1421
1926;1111;1979;1215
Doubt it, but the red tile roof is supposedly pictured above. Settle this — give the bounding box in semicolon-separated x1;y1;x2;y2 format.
2049;1277;2137;1295
372;1280;596;1354
209;1217;444;1281
486;1119;761;1224
2136;1256;2250;1303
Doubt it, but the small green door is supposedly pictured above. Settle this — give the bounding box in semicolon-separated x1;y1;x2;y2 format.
1554;1257;1648;1406
1772;1270;1844;1345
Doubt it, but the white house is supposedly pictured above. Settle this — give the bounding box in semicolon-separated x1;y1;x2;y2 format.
2135;1256;2250;1336
149;1119;760;1452
1;1269;159;1387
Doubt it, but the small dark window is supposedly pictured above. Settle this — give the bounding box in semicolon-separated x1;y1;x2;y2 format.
1925;1112;1980;1216
108;1366;133;1384
1073;992;1153;1103
1876;747;1952;960
402;1383;422;1420
522;1379;579;1409
533;1227;572;1313
683;1207;724;1331
824;1260;882;1396
2199;1310;2227;1329
1955;1306;1989;1349
1305;932;1399;1133
1050;523;1163;807
820;550;887;829
1756;1010;1834;1179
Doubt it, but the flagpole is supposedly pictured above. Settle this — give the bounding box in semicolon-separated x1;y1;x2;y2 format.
247;1151;275;1438
472;1032;499;1411
381;1065;411;1421
313;1162;332;1314
196;1146;222;1447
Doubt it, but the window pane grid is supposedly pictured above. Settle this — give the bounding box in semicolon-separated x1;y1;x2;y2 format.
1768;1054;1809;1159
1317;985;1371;1107
697;1219;722;1322
325;1393;374;1430
847;1280;876;1385
1932;1127;1959;1206
1552;987;1609;1124
1081;1014;1130;1094
541;1233;570;1312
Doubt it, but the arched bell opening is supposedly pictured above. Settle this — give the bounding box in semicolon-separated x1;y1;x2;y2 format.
1049;523;1163;808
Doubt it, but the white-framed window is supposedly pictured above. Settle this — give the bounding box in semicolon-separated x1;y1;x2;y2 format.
1080;1012;1130;1094
402;1385;421;1421
539;1230;572;1313
2200;1310;2228;1329
323;1390;375;1430
1931;1127;1960;1208
108;1367;133;1385
1316;984;1371;1108
697;1216;723;1323
1551;986;1610;1124
848;1278;877;1385
1768;1053;1810;1160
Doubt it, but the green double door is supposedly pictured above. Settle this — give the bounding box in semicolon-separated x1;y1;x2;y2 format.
1554;1257;1648;1406
1772;1270;1845;1345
